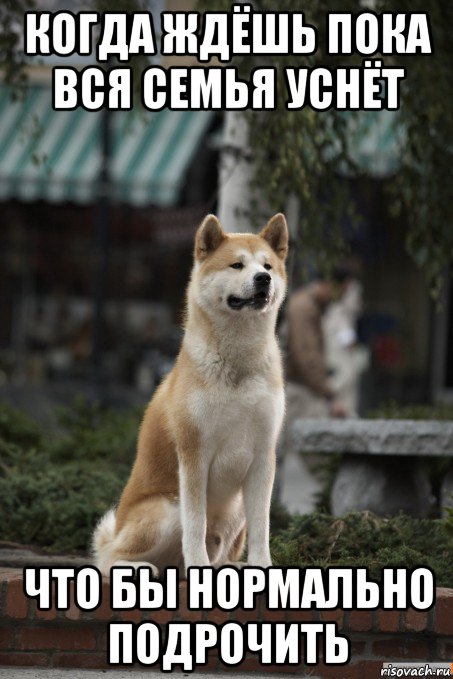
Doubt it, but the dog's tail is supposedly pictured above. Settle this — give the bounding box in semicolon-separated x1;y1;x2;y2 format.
91;508;116;574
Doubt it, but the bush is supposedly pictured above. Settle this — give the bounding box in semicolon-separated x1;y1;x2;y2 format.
49;396;139;464
0;399;140;552
270;510;453;587
367;400;453;421
0;402;43;448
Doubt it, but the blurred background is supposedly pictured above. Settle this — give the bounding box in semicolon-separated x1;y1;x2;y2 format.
0;0;452;421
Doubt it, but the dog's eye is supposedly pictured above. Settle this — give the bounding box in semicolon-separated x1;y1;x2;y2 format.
264;263;272;271
230;262;244;270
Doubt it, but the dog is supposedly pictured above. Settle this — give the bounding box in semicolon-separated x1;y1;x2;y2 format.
92;213;289;576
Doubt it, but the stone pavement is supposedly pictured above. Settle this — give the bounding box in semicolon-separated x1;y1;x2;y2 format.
0;545;86;569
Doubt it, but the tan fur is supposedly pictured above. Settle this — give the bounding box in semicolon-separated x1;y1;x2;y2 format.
92;213;289;576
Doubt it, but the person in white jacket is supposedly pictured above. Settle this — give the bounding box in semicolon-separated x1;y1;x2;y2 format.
323;279;369;417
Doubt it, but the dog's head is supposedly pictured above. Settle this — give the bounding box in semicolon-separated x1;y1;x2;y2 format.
191;213;288;317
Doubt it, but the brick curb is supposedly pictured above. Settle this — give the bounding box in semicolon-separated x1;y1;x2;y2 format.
0;568;452;677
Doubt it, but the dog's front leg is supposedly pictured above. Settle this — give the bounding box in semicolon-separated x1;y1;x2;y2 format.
179;458;210;572
242;447;276;568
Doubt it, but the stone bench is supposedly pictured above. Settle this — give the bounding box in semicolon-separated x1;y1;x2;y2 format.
291;419;453;517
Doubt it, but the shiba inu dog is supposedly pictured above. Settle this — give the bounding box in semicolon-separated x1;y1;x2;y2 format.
92;213;289;576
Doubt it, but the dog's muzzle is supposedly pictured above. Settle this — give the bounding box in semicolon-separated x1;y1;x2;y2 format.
227;273;272;310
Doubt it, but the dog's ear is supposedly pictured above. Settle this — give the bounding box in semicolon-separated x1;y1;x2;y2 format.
195;214;226;261
259;213;289;260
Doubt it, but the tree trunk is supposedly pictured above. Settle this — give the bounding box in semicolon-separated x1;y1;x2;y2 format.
217;111;255;233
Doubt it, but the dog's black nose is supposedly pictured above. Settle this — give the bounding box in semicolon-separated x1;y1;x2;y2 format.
254;272;271;288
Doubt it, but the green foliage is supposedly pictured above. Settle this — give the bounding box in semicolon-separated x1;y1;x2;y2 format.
49;396;139;464
444;507;453;540
0;443;124;552
270;499;293;532
392;2;453;300
0;0;33;89
368;400;453;421
0;401;43;448
270;511;453;586
310;454;342;514
200;0;453;293
0;400;140;552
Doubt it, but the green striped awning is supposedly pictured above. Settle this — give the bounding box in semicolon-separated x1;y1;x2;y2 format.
0;85;214;206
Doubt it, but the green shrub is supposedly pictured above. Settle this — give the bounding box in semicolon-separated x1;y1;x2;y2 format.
0;399;140;553
0;402;43;448
0;446;126;552
49;396;139;464
367;400;453;421
270;511;453;587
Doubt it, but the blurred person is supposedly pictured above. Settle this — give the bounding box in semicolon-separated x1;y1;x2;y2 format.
323;279;369;416
275;269;353;509
285;269;353;422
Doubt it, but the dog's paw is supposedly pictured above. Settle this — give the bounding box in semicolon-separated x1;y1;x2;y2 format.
113;560;159;578
246;553;272;569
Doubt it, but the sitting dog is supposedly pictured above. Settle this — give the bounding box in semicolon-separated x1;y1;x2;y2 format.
92;213;288;576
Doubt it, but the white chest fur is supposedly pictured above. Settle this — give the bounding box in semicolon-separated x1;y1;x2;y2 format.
187;375;285;505
182;303;285;509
